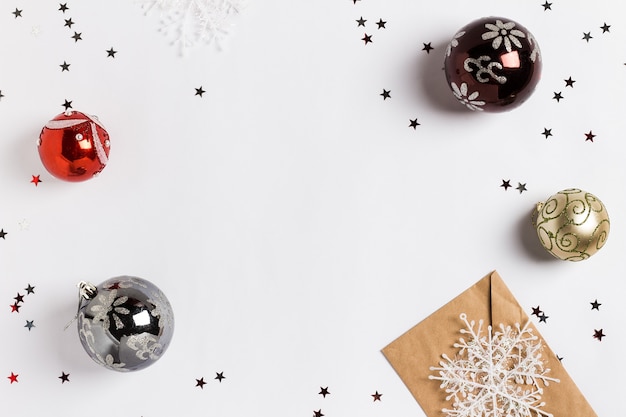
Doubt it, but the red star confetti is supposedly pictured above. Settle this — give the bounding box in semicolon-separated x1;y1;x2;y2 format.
30;175;42;186
10;302;21;313
7;372;18;384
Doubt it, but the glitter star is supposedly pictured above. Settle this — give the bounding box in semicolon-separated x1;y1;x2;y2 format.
600;23;611;33
195;86;206;97
313;410;324;417
0;90;4;101
356;17;366;27
593;329;605;341
25;284;35;295
72;31;82;42
552;92;563;102
10;303;21;313
215;372;225;382
319;386;330;397
0;229;7;239
500;179;511;191
516;183;527;193
371;391;382;401
31;175;42;186
422;42;434;53
409;118;420;129
59;372;70;383
60;61;70;72
531;306;542;316
542;128;552;138
585;131;596;142
25;320;35;331
14;293;24;303
7;372;18;384
64;18;74;28
196;377;207;389
362;33;372;45
12;8;23;18
106;47;118;58
59;3;69;12
538;313;549;323
541;1;552;10
380;89;391;100
590;299;601;310
564;77;576;87
376;19;387;29
582;32;592;42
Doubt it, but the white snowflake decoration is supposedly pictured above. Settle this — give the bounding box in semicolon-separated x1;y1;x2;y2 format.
137;0;245;54
429;313;560;417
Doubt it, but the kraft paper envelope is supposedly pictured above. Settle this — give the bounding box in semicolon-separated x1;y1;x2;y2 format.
382;270;597;417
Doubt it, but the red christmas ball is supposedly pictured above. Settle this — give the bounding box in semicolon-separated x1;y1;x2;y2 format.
37;110;110;182
444;17;542;112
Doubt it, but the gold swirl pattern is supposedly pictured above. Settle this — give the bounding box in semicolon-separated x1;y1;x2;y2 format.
532;188;610;261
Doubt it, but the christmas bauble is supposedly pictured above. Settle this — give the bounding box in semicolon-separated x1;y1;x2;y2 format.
532;189;610;261
37;110;110;181
444;17;541;112
76;276;174;372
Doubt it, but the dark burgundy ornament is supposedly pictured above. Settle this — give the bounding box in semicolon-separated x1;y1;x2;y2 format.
444;17;541;112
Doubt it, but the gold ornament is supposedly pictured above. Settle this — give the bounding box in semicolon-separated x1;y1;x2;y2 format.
532;188;610;261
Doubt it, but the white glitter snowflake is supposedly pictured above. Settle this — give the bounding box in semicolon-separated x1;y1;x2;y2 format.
137;0;245;54
429;313;560;417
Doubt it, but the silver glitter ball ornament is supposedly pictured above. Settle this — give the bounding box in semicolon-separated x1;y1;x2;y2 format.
76;276;174;372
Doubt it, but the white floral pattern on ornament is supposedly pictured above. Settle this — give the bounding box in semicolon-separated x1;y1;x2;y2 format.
450;82;486;111
429;313;560;417
481;20;526;52
88;289;131;330
445;31;465;57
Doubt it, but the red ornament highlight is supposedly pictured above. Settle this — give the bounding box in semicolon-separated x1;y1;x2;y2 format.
444;17;542;112
37;110;110;182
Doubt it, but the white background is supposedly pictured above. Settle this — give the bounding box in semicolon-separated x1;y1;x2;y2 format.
0;0;623;416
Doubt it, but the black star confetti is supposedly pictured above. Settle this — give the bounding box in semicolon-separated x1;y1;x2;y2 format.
552;92;563;102
422;42;433;54
409;118;420;129
500;180;511;191
215;372;225;382
372;391;382;401
58;3;69;12
361;33;372;45
380;89;390;100
0;229;7;239
0;90;4;101
14;293;24;303
538;313;549;323
60;61;70;72
582;32;592;42
195;377;207;389
30;175;42;186
531;306;542;316
24;320;35;331
564;77;576;87
195;86;206;97
106;48;117;58
319;386;330;397
556;355;564;362
64;18;74;28
351;0;361;4
590;299;601;310
585;131;596;142
72;31;82;42
600;23;611;33
593;329;605;341
25;284;35;295
516;183;527;194
62;99;73;110
59;372;70;383
12;8;23;18
313;410;324;417
356;17;366;27
376;19;387;29
541;1;552;10
542;128;552;138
